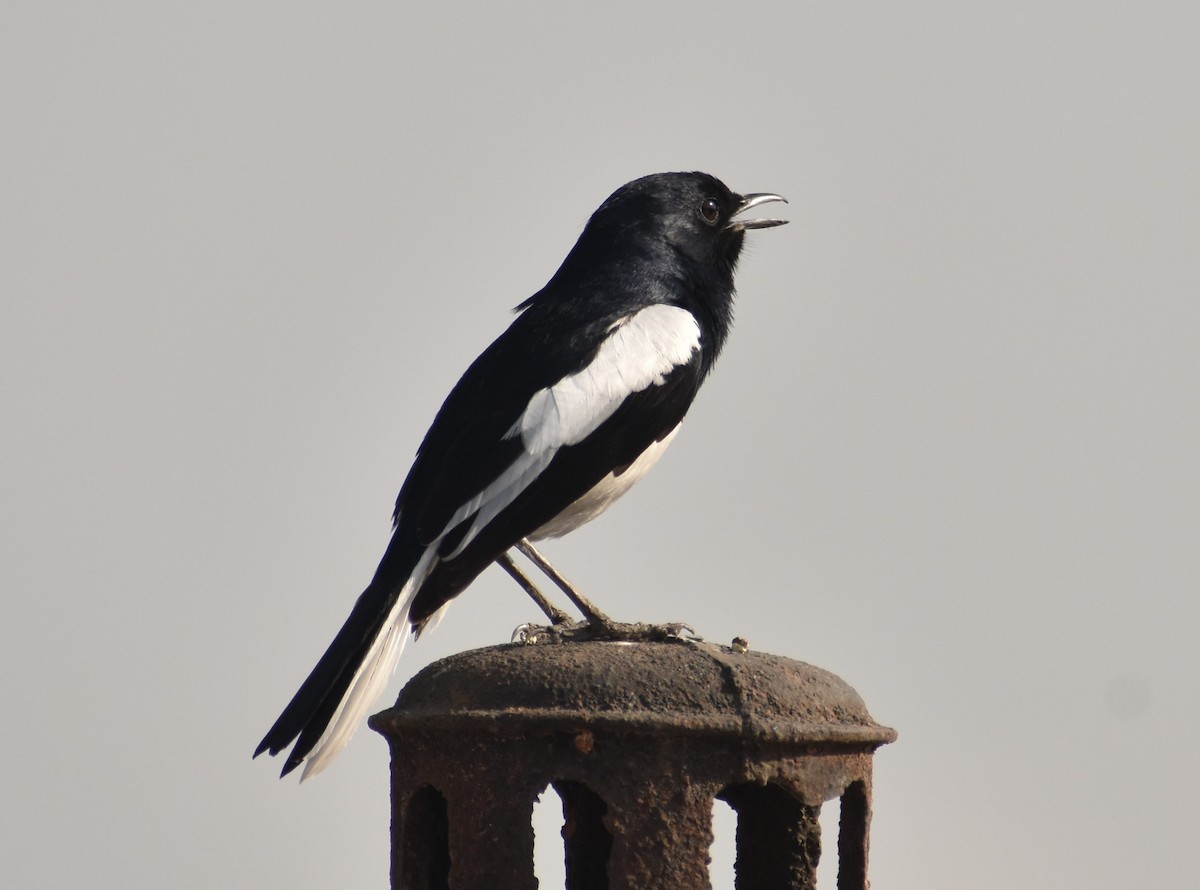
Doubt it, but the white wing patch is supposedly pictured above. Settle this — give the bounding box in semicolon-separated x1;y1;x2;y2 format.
512;304;701;451
440;304;700;559
439;450;556;559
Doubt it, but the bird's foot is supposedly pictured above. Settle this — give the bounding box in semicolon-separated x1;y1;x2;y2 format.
513;618;698;645
511;617;585;645
583;619;699;642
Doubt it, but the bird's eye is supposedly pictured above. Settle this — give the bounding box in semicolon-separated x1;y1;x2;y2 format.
698;196;721;226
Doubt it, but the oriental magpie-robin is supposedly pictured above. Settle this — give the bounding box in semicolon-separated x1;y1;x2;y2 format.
255;172;786;778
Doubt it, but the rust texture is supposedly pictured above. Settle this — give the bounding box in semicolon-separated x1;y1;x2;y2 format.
370;640;895;890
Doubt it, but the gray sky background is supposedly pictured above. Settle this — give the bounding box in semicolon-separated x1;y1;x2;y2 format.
4;3;1198;887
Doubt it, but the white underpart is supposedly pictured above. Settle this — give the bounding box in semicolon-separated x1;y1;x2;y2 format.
531;423;681;539
300;546;439;781
442;304;701;559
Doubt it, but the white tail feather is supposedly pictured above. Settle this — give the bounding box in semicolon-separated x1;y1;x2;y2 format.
299;548;439;780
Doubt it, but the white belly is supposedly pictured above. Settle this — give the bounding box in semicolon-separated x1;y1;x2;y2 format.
530;424;681;540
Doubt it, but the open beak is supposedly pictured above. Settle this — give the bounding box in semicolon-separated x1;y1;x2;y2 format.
725;192;789;231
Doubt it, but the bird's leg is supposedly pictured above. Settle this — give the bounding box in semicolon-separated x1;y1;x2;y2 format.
495;552;575;626
507;539;696;644
514;538;620;633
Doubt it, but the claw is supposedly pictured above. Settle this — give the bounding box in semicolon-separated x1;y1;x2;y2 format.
661;622;697;640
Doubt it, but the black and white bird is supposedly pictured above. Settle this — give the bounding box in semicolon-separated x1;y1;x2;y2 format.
255;172;787;779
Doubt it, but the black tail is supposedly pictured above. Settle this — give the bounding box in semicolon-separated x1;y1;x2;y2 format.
254;533;422;777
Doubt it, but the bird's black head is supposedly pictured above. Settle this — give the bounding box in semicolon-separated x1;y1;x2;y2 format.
581;172;788;278
523;173;786;357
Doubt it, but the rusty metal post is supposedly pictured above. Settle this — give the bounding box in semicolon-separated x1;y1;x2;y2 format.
371;640;895;890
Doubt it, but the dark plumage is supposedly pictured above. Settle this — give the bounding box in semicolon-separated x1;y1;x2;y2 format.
255;172;786;778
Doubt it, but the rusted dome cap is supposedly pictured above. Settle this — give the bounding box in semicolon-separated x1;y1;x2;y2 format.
373;640;896;747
